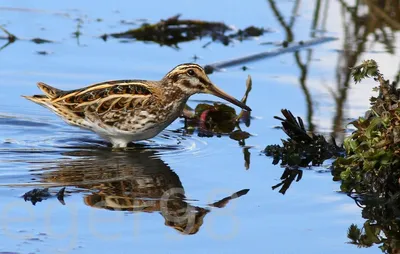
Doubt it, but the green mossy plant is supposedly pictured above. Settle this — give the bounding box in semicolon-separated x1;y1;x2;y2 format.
332;60;400;196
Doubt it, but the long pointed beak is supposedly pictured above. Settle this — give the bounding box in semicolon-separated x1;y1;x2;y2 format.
207;84;251;111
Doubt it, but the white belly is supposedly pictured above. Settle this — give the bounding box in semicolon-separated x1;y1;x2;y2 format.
87;106;183;148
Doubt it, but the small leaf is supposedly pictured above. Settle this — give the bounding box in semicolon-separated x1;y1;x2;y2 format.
340;168;352;180
365;117;382;139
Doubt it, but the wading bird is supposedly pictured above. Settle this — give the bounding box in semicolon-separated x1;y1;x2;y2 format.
24;63;251;148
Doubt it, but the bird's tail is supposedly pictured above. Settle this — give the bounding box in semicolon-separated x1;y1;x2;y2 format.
22;82;64;105
22;82;90;128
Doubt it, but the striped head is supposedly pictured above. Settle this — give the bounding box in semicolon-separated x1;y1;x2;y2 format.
164;63;251;111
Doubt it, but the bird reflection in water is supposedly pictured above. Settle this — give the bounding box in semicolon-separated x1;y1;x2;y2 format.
37;148;249;235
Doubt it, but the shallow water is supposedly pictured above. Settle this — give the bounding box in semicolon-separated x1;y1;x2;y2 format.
0;0;399;253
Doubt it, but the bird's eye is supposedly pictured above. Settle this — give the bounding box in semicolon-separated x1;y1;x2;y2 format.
187;69;195;76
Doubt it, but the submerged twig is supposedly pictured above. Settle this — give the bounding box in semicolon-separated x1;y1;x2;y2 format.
204;37;337;73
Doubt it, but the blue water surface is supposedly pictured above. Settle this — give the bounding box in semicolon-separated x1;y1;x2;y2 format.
0;0;399;253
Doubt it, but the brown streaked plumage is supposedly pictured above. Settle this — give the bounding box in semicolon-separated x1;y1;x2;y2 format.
23;63;251;148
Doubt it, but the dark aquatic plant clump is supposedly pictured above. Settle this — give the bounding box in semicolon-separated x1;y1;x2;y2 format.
101;15;268;47
264;109;344;168
263;109;344;194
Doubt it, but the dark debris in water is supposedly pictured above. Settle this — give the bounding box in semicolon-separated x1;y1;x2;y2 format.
0;25;53;52
36;51;52;55
22;187;66;205
23;188;50;205
101;15;268;47
30;38;53;44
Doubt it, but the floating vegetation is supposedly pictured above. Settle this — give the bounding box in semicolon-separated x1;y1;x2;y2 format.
101;15;268;48
181;76;252;169
264;109;344;194
183;75;252;143
264;109;344;168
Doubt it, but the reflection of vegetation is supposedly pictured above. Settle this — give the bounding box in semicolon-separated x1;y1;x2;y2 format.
101;15;267;48
32;149;248;235
268;0;400;142
346;197;400;252
271;167;303;195
333;0;400;142
267;0;329;132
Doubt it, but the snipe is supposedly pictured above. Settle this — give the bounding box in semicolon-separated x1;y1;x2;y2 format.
23;63;251;147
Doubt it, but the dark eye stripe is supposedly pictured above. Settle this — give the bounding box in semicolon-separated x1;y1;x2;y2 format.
198;76;210;87
181;80;192;87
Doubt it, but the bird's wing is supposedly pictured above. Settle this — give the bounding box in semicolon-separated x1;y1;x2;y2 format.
51;80;155;115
